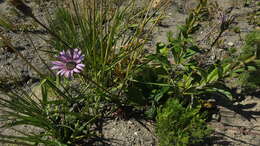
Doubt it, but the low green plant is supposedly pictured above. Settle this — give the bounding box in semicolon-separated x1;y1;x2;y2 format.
129;32;235;118
127;0;209;117
47;0;159;89
232;29;260;89
156;98;211;146
0;78;99;145
244;0;252;7
1;0;254;145
127;0;237;116
239;30;260;60
178;0;209;38
0;0;163;145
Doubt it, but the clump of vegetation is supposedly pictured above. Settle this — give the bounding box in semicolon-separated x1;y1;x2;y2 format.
0;0;161;145
236;30;260;89
156;98;211;146
128;0;236;120
0;0;258;145
239;30;260;60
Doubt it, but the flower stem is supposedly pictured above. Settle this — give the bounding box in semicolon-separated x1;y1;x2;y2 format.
10;0;71;49
80;73;121;105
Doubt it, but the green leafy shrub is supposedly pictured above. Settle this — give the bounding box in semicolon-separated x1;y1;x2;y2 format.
128;28;236;118
126;0;239;119
0;0;162;145
239;30;260;60
156;98;211;146
232;30;260;89
0;0;252;145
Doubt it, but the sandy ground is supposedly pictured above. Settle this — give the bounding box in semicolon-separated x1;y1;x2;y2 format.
0;0;260;145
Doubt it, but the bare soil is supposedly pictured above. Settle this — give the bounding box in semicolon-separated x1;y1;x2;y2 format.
0;0;260;145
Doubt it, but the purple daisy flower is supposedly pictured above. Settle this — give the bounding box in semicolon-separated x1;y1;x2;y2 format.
51;48;85;78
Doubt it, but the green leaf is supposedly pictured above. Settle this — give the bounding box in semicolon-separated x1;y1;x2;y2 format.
145;105;157;119
183;73;193;89
217;63;224;78
159;47;170;56
154;87;170;102
247;65;257;71
129;79;172;87
40;79;48;105
222;63;231;75
194;67;207;80
207;67;219;83
233;68;245;73
0;16;14;30
206;88;233;100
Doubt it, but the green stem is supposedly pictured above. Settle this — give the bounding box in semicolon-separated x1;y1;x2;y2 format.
30;15;71;49
80;73;121;105
211;30;224;48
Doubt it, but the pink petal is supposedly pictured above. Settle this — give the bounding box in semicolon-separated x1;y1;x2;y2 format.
52;61;65;66
56;70;63;75
58;55;70;62
76;64;85;70
77;64;85;68
74;48;79;52
64;71;70;78
60;70;66;76
73;54;77;59
73;68;81;73
67;50;73;58
60;50;65;56
51;65;64;70
79;55;84;60
73;51;82;60
70;70;74;76
77;67;83;71
76;59;82;64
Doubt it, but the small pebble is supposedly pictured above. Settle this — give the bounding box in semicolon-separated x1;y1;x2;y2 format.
227;42;234;47
236;88;242;94
128;121;133;124
134;132;138;136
